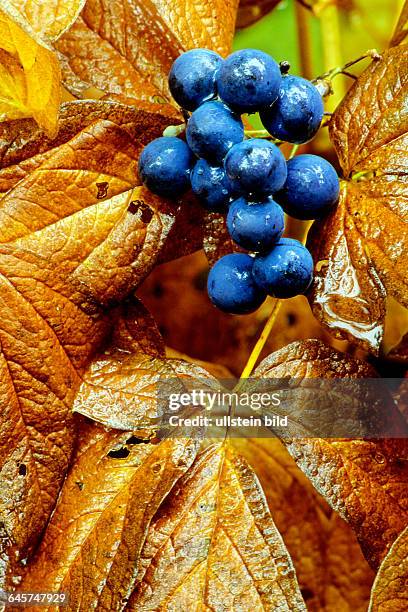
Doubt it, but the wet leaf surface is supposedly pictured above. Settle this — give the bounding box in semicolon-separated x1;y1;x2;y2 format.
127;442;307;611
309;45;408;353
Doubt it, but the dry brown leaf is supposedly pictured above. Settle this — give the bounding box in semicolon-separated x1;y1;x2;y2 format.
309;45;408;354
56;0;239;103
74;297;219;430
237;0;282;28
368;525;408;611
251;339;408;569
2;0;86;42
232;438;375;611
203;211;243;266
0;103;197;580
18;420;198;612
127;442;306;611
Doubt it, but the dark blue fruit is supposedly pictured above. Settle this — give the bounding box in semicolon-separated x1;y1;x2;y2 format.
227;196;284;252
168;49;224;111
224;139;287;196
260;75;324;144
191;159;232;210
207;253;266;314
186;101;244;163
275;154;339;220
217;49;281;114
138;136;194;198
252;238;314;298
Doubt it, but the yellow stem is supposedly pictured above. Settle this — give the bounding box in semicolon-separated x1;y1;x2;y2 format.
235;299;282;391
295;0;314;80
319;3;345;112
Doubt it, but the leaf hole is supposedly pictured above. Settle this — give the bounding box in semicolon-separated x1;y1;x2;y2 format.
152;462;163;474
126;435;151;445
96;182;109;199
374;452;385;464
107;447;130;459
18;464;27;476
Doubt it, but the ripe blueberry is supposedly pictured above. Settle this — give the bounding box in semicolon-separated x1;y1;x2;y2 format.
217;49;281;114
138;136;194;198
275;154;340;220
191;159;232;211
186;101;244;164
252;238;314;298
260;75;324;144
168;49;224;111
224;139;287;196
207;253;266;314
227;196;284;252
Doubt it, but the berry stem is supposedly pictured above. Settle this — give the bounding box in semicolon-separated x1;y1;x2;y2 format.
319;2;345;112
295;0;314;80
163;123;186;137
288;144;299;159
235;299;282;391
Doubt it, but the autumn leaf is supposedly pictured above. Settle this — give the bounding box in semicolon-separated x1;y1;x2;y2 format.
127;442;307;611
73;297;220;430
18;420;198;611
3;0;86;42
368;526;408;611
203;210;243;266
0;101;199;580
308;45;408;353
250;339;408;568
0;10;61;134
232;438;375;611
237;0;282;28
56;0;239;103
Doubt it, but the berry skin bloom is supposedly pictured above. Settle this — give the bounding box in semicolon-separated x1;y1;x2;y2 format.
260;75;324;144
275;154;340;220
186;101;244;163
224;139;287;197
138;136;194;198
252;238;314;298
191;159;232;211
227;196;284;252
217;49;281;114
168;49;224;111
207;253;266;314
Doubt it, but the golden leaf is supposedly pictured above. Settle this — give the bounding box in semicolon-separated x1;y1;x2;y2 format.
18;420;198;611
56;0;240;103
127;443;307;611
368;526;408;611
0;10;61;135
251;339;408;569
309;45;408;353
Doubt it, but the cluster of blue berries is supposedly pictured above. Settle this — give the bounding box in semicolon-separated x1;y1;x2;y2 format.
139;48;340;315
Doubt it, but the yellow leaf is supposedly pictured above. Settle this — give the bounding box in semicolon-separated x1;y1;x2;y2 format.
0;10;61;135
2;0;87;42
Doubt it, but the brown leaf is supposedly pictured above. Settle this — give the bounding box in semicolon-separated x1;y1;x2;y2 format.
252;339;408;569
309;45;408;353
0;104;192;578
203;210;242;266
127;442;307;611
368;525;408;611
56;0;239;103
232;438;375;611
18;420;198;612
0;99;179;193
237;0;281;28
73;298;219;430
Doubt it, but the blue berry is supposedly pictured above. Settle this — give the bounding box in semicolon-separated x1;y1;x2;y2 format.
217;49;281;114
275;154;339;220
168;49;223;111
252;238;314;298
207;253;266;314
191;159;232;211
224;139;287;196
186;101;244;163
138;137;194;198
227;196;284;252
260;75;324;144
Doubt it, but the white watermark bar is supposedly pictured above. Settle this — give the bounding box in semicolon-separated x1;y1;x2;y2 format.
149;378;408;439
